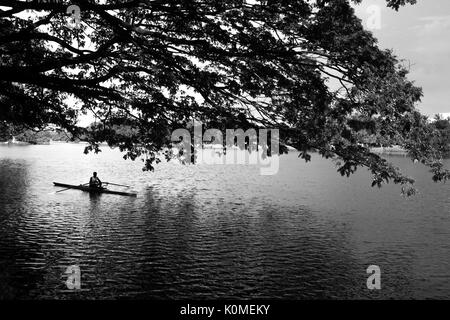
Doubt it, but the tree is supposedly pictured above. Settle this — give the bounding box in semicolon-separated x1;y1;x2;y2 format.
430;115;450;158
0;121;12;141
0;0;448;193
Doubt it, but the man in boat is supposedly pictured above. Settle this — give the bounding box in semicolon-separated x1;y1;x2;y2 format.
89;172;103;189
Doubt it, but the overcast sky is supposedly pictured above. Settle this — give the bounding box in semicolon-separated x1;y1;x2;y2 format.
354;0;450;118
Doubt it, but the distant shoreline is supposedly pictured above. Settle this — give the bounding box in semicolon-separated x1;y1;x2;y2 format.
0;141;427;158
0;140;86;146
370;146;408;155
0;140;408;152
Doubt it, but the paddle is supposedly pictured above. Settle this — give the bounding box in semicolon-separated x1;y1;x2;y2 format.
56;183;89;193
104;182;131;188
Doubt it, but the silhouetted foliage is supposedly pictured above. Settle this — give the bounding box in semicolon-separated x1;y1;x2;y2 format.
1;0;448;191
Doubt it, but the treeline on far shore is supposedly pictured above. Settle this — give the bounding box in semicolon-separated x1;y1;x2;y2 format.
1;116;450;157
0;122;135;145
0;121;140;145
354;115;450;157
0;122;76;144
431;116;450;157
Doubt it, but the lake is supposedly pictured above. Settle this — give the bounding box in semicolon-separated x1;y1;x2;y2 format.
0;143;449;299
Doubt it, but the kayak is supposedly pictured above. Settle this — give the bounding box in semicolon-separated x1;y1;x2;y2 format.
53;182;137;197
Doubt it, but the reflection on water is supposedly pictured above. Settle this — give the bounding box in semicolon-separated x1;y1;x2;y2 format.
0;144;449;299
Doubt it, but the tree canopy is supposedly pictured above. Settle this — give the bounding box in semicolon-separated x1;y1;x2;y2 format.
0;0;448;193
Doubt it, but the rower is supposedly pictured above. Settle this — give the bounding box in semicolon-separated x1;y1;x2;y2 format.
89;172;102;188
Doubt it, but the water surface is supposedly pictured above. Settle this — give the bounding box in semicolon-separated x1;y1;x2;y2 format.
0;144;449;299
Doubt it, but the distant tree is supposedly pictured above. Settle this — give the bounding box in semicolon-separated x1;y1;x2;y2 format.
430;115;450;158
0;0;448;193
0;121;12;141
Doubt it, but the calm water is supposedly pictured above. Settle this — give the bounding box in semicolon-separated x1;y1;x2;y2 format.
0;143;449;299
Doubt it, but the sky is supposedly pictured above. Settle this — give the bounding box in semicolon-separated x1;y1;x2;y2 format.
354;0;450;118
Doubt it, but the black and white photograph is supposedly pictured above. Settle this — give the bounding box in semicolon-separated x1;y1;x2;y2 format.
1;0;450;312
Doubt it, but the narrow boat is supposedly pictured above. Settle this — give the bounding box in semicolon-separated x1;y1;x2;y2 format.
53;182;137;197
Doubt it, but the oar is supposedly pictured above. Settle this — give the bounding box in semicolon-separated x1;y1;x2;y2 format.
56;183;88;193
104;182;130;188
